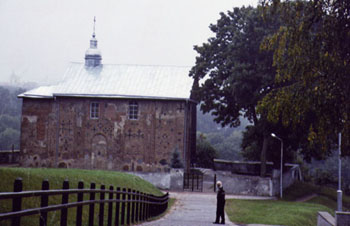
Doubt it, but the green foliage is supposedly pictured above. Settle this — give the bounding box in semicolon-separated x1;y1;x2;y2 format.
305;151;350;195
0;114;20;132
259;0;350;155
190;6;280;127
197;106;247;161
0;86;24;150
190;5;281;175
207;130;243;160
195;133;218;168
0;86;24;116
0;128;20;150
170;148;183;169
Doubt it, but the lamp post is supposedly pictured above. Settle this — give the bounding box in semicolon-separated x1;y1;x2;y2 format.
337;132;342;211
271;133;283;199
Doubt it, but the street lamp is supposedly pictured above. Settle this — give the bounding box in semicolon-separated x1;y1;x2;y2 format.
337;132;342;211
271;133;283;199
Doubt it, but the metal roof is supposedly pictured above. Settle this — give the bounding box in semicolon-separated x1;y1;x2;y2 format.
19;63;194;101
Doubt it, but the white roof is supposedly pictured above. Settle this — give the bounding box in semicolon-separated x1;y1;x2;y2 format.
19;63;194;101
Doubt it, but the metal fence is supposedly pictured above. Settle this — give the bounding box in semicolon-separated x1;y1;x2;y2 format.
0;178;169;226
183;172;203;192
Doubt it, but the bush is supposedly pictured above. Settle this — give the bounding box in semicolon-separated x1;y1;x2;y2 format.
170;148;183;169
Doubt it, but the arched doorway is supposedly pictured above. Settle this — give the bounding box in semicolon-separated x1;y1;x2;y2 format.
91;134;107;169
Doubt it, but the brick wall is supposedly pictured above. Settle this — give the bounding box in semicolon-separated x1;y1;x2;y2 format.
20;97;196;172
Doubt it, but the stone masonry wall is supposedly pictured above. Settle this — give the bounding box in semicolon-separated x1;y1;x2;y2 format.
20;97;195;172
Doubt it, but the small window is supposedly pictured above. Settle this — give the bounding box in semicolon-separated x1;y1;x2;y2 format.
128;101;138;120
90;102;99;119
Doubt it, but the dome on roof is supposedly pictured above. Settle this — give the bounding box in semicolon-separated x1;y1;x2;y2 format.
85;48;101;56
85;17;102;67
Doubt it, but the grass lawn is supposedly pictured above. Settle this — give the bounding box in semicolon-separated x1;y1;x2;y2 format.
0;167;165;226
226;199;332;226
226;182;350;226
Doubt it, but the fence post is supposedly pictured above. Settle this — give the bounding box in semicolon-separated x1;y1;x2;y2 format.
89;182;96;226
135;191;140;223
127;188;131;225
40;179;49;226
115;187;120;226
60;179;69;226
12;177;22;226
76;181;84;226
121;188;126;225
144;193;149;220
165;192;169;213
107;185;113;226
151;194;156;217
140;192;145;221
99;184;105;226
139;192;143;221
131;189;135;224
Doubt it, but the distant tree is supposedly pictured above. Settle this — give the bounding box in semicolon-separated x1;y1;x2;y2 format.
170;148;183;169
190;6;281;176
196;133;218;168
0;115;20;131
0;128;20;150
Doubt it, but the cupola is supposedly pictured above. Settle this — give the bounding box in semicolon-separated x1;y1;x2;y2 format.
85;17;102;67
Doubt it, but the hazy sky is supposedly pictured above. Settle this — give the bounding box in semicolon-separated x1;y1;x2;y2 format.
0;0;257;85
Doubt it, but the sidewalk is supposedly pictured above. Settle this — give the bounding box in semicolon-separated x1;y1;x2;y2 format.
138;192;278;226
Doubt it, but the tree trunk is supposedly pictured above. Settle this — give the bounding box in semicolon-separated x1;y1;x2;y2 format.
260;135;269;177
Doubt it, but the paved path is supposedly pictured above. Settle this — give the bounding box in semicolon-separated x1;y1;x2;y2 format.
138;192;277;226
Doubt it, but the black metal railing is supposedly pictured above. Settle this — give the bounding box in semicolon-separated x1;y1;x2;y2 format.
0;178;169;226
183;172;203;192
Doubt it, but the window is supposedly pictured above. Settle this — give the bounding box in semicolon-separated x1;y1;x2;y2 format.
90;102;99;119
128;101;138;120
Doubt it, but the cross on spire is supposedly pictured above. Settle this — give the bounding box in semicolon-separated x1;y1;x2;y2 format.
93;16;96;38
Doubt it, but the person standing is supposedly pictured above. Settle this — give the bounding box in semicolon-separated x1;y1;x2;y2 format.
214;181;225;224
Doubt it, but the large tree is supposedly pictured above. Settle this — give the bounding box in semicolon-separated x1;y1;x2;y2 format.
190;6;282;176
259;0;350;157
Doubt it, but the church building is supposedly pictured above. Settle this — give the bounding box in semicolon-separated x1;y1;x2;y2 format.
18;24;196;172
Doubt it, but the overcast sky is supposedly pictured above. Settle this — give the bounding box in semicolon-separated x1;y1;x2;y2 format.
0;0;257;85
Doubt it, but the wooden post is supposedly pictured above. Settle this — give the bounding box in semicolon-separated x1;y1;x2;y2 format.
131;189;135;223
144;193;149;220
140;192;144;221
121;188;126;225
115;187;120;226
60;179;69;226
40;179;49;226
107;185;113;226
89;183;96;226
99;185;105;226
76;181;84;226
127;188;131;225
135;191;140;223
12;178;22;226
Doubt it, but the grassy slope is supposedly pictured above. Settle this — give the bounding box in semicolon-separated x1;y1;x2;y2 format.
0;167;163;195
226;182;350;226
0;167;164;226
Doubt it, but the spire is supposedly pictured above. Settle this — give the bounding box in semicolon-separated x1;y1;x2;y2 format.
93;16;96;38
85;16;102;67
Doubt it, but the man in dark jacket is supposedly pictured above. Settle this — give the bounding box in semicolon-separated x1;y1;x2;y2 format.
214;181;225;224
